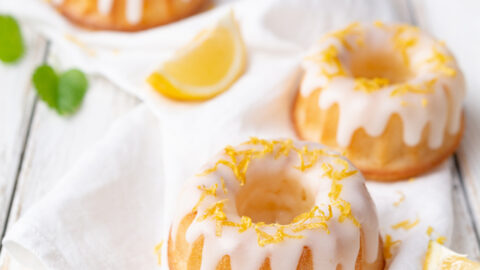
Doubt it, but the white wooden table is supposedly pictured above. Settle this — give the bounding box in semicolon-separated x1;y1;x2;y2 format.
0;0;479;269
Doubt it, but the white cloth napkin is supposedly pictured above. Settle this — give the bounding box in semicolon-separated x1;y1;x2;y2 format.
2;101;453;270
1;0;454;269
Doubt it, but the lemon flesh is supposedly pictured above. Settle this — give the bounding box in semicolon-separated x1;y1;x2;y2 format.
148;12;246;101
424;241;480;270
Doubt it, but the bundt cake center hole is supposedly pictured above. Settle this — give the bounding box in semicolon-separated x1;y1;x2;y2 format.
349;49;412;84
235;175;315;225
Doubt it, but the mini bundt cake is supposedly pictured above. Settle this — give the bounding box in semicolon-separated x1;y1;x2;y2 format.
51;0;207;31
293;22;465;181
168;138;384;269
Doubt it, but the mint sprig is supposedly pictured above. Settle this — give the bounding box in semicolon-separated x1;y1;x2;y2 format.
0;15;25;63
32;65;89;116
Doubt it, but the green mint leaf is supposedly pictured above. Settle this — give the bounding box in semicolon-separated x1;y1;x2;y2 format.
57;69;88;115
0;15;25;63
32;65;58;109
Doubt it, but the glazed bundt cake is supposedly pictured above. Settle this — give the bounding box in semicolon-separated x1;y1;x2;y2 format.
168;138;384;269
293;22;465;181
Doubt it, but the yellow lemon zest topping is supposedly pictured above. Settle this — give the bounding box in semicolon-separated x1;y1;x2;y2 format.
383;234;401;259
255;225;304;247
422;98;429;107
427;226;434;236
322;159;360;227
193;138;360;246
393;191;406;207
198;200;228;236
393;25;419;66
391;218;420;230
324;22;363;51
199;138;340;184
193;183;218;211
426;226;447;244
306;45;347;80
290;205;333;233
354;77;390;93
436;236;446;245
390;79;437;97
424;46;456;77
374;21;385;28
154;241;164;266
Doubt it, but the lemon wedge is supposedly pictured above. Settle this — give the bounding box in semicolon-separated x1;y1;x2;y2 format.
424;241;480;270
147;11;246;101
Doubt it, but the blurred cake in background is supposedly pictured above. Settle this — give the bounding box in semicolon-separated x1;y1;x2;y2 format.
50;0;208;31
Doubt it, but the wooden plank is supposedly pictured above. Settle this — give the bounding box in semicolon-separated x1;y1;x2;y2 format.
410;0;480;244
0;25;46;235
0;74;140;268
4;76;140;230
451;163;480;259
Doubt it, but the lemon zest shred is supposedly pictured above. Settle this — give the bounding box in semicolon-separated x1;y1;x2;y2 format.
436;236;447;245
424;46;456;77
255;225;304;247
422;98;428;107
324;22;363;51
306;45;347;80
391;218;420;230
383;234;401;259
426;226;434;236
374;21;385;28
390;79;437;97
193;183;218;211
393;191;406;207
392;24;419;66
154;241;164;266
321;159;359;227
354;77;390;93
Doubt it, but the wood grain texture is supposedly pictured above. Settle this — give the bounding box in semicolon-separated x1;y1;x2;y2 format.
3;76;140;231
451;165;480;259
411;0;480;239
0;26;46;234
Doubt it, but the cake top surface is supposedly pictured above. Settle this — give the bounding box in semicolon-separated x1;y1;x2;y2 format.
300;22;465;148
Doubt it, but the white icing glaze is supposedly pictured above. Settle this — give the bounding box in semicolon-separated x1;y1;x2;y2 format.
125;0;143;24
170;139;381;270
97;0;114;15
301;23;465;148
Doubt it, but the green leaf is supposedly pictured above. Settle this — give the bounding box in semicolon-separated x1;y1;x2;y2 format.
32;65;58;109
57;69;88;115
0;15;25;63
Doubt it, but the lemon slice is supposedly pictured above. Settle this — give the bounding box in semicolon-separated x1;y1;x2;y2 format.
147;11;246;101
424;241;480;270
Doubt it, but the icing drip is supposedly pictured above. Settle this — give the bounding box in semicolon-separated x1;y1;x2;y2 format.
126;0;143;24
301;22;465;148
54;0;144;24
97;0;114;15
171;139;381;270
